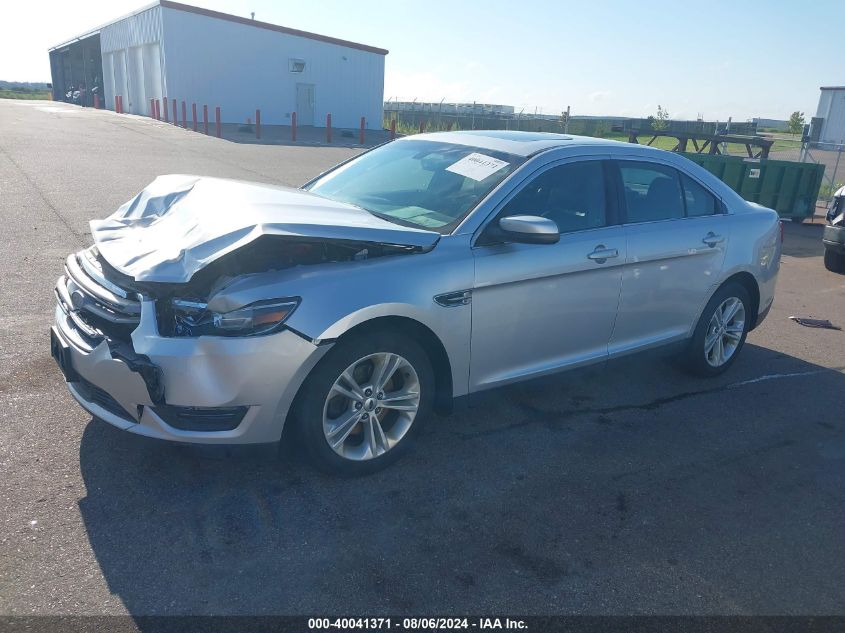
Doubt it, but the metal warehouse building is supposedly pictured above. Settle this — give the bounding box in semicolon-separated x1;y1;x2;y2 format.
48;0;387;129
814;86;845;146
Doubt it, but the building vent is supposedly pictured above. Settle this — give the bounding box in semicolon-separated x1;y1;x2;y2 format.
289;58;306;73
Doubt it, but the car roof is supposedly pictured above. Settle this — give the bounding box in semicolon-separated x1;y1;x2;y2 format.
402;130;631;157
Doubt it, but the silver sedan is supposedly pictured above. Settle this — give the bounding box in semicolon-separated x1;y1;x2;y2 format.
51;131;782;474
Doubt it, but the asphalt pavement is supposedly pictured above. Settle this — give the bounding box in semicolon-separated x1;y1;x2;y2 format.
1;100;844;617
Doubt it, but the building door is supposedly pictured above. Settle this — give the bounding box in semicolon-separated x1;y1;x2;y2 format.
112;49;128;111
127;46;145;114
296;83;315;125
142;43;163;109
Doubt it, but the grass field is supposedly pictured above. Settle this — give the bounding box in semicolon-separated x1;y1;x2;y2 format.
0;89;51;100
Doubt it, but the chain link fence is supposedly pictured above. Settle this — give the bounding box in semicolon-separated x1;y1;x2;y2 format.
382;105;759;138
797;143;844;202
762;140;845;204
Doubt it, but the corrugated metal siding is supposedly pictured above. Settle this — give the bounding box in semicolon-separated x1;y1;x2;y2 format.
101;5;165;114
100;5;164;53
159;6;384;129
818;89;845;145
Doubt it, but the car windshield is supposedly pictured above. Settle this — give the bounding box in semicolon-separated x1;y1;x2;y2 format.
304;139;524;232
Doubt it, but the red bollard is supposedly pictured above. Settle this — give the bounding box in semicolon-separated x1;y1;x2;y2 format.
163;97;169;122
114;95;120;113
181;101;187;128
215;106;221;138
94;94;100;109
203;105;208;135
447;122;453;132
150;98;155;118
155;100;161;120
192;103;197;131
172;100;177;125
255;109;261;140
291;111;297;142
390;119;396;140
360;117;365;145
419;120;425;134
326;113;332;143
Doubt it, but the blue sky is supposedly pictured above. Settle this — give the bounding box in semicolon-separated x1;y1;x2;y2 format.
4;0;844;120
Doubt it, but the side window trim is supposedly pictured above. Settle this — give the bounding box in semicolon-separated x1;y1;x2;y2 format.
602;160;623;227
471;157;617;247
679;171;690;217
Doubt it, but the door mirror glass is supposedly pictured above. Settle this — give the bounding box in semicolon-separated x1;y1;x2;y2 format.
497;215;560;244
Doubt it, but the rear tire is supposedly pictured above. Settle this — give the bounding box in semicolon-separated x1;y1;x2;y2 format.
683;282;752;377
824;249;845;274
292;330;434;476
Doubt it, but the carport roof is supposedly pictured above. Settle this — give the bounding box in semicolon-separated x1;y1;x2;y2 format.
49;0;389;55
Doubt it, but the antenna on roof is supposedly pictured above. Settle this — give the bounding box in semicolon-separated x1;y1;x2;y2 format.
250;12;255;20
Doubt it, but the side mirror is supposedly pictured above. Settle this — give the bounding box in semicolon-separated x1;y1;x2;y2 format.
497;215;560;245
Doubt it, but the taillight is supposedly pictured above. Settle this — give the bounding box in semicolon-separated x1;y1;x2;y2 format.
779;220;784;243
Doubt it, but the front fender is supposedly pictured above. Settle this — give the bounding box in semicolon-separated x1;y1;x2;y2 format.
213;235;475;398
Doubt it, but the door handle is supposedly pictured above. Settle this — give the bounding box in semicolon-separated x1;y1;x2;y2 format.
702;232;725;247
587;245;619;263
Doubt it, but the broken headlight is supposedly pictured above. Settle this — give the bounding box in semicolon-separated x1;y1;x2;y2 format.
170;298;299;337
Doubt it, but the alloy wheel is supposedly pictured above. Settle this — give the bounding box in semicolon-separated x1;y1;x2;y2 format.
322;352;421;461
704;297;746;367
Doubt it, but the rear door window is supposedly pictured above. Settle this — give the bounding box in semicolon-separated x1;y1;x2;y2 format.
619;162;685;223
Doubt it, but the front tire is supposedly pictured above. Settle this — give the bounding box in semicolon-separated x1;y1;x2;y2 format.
824;249;845;273
683;283;751;377
293;330;435;475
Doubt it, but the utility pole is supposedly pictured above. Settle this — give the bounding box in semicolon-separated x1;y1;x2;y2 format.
564;105;571;134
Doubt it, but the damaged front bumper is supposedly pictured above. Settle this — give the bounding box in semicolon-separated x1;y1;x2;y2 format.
53;292;331;445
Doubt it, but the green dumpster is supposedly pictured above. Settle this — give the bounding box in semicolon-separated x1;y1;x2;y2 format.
680;153;825;222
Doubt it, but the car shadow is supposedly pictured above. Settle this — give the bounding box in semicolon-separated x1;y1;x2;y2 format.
77;343;845;618
782;220;825;258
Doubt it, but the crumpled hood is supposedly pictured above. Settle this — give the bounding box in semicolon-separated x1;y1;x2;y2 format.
91;175;440;283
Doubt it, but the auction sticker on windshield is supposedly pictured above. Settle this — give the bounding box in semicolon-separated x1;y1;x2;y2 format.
446;153;509;181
